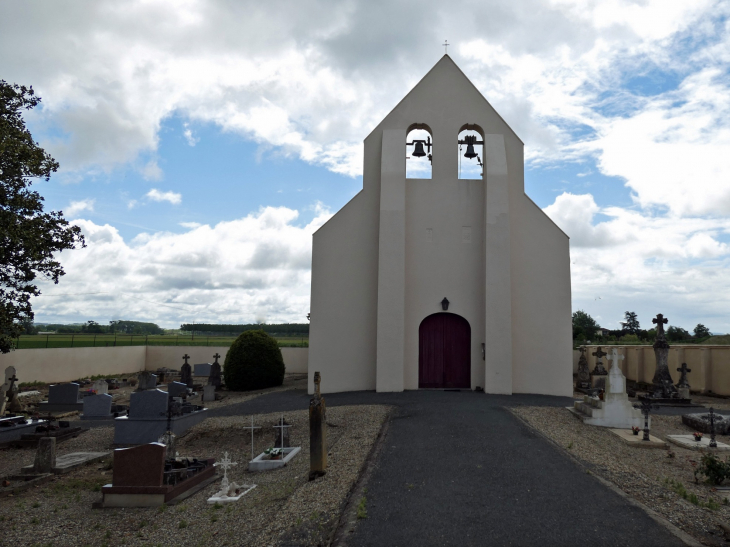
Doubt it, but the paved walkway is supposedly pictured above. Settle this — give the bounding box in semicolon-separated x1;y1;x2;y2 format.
211;390;686;547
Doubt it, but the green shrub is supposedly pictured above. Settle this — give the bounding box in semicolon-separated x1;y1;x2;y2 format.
223;330;285;391
697;453;730;485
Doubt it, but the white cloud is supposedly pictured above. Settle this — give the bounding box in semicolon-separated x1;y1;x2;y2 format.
33;205;332;326
65;199;95;217
179;221;203;229
182;122;198;146
146;189;182;205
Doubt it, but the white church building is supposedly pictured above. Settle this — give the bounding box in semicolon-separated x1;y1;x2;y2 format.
308;55;572;397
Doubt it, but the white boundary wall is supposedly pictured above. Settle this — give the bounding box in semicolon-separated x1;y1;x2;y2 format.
0;346;308;383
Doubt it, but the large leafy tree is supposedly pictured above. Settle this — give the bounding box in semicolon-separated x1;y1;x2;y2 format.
572;310;599;340
694;324;711;339
0;81;85;353
620;311;640;334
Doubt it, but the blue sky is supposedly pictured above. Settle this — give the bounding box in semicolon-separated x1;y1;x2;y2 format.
2;0;730;333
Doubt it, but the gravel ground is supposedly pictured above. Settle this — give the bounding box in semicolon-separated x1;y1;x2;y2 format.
511;405;730;546
0;404;390;547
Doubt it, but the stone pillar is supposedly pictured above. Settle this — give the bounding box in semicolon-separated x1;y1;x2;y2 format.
651;314;677;398
309;372;327;480
33;437;56;474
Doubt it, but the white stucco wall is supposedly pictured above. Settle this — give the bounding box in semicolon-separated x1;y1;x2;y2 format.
0;346;308;384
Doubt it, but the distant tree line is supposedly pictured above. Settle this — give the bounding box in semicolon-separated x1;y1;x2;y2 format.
27;320;164;335
573;310;713;344
180;323;310;336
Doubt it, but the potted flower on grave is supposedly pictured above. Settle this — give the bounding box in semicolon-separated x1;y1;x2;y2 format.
264;447;283;460
631;426;640;436
693;432;703;442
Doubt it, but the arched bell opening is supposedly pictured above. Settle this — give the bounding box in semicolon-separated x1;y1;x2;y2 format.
457;124;484;180
406;123;433;179
418;312;471;389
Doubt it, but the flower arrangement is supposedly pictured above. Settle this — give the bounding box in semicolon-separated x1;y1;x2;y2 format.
693;432;703;442
264;447;283;460
631;426;640;436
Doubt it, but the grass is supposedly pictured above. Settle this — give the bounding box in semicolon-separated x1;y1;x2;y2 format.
15;334;308;350
706;335;730;345
356;496;368;519
663;477;720;509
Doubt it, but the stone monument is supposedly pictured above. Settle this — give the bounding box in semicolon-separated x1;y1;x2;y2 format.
180;354;193;388
209;353;222;389
590;346;608;389
676;363;691;400
572;348;642;428
576;346;590;390
651;313;678;398
309;371;327;480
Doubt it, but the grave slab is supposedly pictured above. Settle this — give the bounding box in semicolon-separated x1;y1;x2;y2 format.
38;382;83;412
113;410;208;445
207;483;256;504
0;417;48;443
666;435;730;451
609;429;666;448
248;447;301;472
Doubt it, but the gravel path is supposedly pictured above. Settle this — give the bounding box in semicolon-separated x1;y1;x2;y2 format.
512;405;730;546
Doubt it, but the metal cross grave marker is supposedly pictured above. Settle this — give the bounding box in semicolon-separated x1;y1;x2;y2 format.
214;451;238;490
274;414;291;450
710;407;718;448
242;416;261;462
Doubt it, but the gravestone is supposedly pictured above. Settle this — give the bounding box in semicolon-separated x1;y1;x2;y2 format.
82;393;114;420
180;354;193;388
38;383;83;412
572;349;642;428
33;437;56;474
194;363;212;377
591;347;608;390
309;371;327;480
651;313;678;399
1;366;18;416
92;380;109;395
676;363;691;399
100;443;216;507
576;347;590;389
137;372;157;391
202;384;216;403
167;381;188;400
209;353;222;388
114;389;208;445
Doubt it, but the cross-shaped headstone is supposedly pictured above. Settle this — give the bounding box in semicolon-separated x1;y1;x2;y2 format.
607;348;624;371
592;347;607;360
273;414;291;450
213;353;221;364
214;451;238;491
242;416;261;462
182;354;190;364
579;346;586;356
652;314;668;338
443;40;449;54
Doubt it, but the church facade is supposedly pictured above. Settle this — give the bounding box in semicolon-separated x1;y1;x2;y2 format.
308;56;572;397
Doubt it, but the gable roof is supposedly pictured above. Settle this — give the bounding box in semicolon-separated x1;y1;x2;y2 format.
366;55;523;144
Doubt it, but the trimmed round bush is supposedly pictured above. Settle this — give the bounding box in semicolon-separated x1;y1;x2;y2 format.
223;330;285;391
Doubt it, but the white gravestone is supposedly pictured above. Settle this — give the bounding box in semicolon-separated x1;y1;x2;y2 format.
572;348;642;428
82;393;114;419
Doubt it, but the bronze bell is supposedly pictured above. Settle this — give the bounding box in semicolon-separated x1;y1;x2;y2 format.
412;140;426;158
463;135;478;159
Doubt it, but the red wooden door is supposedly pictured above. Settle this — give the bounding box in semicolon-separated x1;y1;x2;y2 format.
419;313;471;389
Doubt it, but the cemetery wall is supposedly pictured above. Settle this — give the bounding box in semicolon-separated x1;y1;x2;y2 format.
584;345;730;396
0;346;308;383
0;346;146;383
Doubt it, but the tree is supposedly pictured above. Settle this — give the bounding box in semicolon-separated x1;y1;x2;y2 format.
620;311;640;334
572;310;599;340
223;330;285;391
666;326;691;342
0;81;85;353
694;324;711;339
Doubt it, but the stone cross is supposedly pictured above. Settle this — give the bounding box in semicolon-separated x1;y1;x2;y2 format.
274;415;291;449
183;354;190;364
242;416;261;462
180;355;193;388
633;399;656;441
214;451;237;491
579;346;586;356
592;347;608;376
652;314;668;339
213;353;221;363
606;348;624;371
709;407;718;448
676;363;691;388
209;353;222;388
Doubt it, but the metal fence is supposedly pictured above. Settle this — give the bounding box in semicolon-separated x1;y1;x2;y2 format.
16;334;308;349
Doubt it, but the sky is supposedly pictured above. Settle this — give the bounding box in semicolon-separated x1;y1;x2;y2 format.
1;0;730;333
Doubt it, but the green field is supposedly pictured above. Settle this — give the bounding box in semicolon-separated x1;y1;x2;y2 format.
15;334;308;349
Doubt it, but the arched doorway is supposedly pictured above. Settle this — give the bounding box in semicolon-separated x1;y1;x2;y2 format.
419;313;471;389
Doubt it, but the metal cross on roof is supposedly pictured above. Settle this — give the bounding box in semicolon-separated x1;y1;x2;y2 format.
273;414;291;450
242;416;261;462
443;40;449;54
